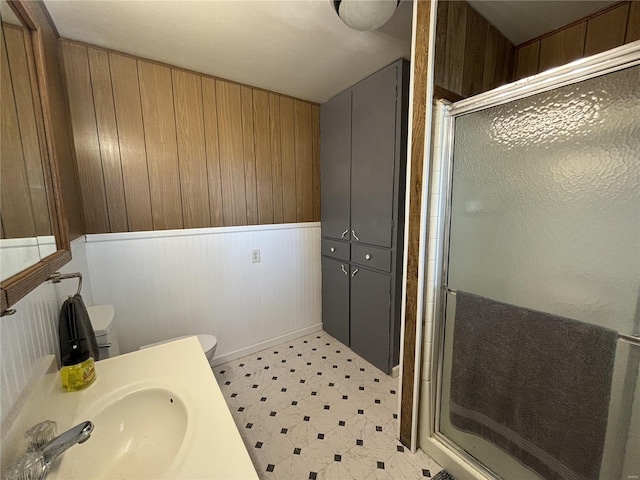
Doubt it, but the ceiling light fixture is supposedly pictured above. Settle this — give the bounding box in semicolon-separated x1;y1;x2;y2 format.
333;0;400;31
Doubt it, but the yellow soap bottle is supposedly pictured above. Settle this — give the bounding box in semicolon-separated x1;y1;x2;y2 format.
60;349;96;392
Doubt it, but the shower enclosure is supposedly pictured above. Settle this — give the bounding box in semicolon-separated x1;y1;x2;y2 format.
428;43;640;479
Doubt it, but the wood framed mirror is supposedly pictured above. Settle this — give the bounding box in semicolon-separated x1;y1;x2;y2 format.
1;0;72;314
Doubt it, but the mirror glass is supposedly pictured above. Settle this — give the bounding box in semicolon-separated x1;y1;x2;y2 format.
0;0;57;281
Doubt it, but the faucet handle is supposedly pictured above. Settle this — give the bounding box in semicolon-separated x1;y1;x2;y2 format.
4;451;45;480
25;420;57;452
6;421;93;480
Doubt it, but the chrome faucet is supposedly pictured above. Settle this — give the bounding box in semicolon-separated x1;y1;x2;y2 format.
39;421;94;475
4;421;94;480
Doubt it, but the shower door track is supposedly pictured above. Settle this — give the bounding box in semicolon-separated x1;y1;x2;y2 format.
428;40;640;480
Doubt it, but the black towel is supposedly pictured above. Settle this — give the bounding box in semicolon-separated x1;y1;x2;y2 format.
58;294;99;362
450;291;618;480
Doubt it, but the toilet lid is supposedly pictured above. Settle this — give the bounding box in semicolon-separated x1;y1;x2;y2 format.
87;305;115;336
195;334;217;352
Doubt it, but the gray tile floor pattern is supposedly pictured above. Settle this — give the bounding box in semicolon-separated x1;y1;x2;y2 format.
215;330;443;480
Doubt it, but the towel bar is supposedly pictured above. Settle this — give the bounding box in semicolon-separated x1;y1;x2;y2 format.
618;332;640;346
49;272;82;296
443;286;640;347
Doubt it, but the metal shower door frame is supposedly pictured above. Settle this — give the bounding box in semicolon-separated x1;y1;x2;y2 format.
428;41;640;479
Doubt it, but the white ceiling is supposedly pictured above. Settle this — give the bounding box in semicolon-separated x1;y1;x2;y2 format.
469;0;617;46
43;0;619;104
44;0;413;103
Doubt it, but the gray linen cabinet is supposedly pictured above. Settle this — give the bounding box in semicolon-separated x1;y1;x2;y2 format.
320;59;409;374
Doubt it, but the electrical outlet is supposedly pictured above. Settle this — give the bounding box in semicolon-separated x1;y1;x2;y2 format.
251;249;261;263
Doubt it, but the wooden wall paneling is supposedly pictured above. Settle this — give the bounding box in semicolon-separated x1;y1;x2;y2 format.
514;1;638;78
444;0;467;94
280;97;297;223
241;86;258;225
433;0;449;88
462;6;488;97
482;25;499;91
585;2;630;56
87;48;128;232
433;85;464;103
269;94;284;223
137;60;183;230
294;100;313;223
514;41;540;80
216;80;247;226
1;28;37;238
311;105;321;222
625;0;640;43
434;2;515;96
172;69;210;229
3;26;50;236
488;25;514;91
201;77;224;227
538;23;586;72
499;38;515;86
108;53;153;232
252;90;274;224
61;42;110;233
62;40;320;232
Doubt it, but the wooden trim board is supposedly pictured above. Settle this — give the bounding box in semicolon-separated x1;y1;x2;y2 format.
400;0;431;448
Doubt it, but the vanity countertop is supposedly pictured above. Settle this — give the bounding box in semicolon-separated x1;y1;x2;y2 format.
1;337;258;480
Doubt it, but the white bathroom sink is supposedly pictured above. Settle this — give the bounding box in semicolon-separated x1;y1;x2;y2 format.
60;388;188;479
1;337;258;479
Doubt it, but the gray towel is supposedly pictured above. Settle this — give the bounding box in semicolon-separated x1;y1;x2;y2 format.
450;291;617;480
59;294;99;362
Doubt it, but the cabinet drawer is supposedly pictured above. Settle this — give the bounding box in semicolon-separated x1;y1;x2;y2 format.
322;239;350;261
351;244;391;272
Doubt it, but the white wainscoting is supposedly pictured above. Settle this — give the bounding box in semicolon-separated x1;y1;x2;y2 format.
0;282;60;428
0;237;92;428
85;223;322;358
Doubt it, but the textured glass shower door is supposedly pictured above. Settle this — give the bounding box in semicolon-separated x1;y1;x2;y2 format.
437;64;640;480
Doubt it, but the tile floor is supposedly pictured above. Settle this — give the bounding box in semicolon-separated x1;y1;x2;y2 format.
215;330;443;480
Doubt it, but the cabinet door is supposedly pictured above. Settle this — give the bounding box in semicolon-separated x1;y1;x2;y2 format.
351;63;398;248
321;90;351;241
350;267;391;373
322;256;350;345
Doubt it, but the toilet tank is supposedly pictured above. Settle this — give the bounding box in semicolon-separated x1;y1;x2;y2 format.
87;305;120;359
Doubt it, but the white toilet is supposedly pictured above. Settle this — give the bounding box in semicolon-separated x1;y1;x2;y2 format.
141;335;218;368
87;304;121;359
87;304;217;367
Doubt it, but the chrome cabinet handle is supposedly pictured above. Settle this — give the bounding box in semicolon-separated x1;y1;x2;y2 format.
365;254;371;260
330;247;336;252
341;229;349;238
351;230;359;241
341;264;348;275
98;343;112;348
351;268;359;277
